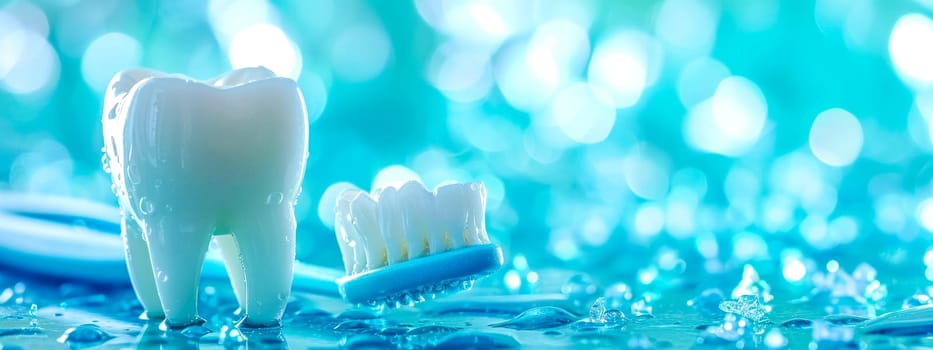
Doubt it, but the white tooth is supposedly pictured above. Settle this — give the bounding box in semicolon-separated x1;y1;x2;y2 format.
397;181;433;258
465;182;490;244
434;183;470;250
375;186;407;264
349;192;386;270
102;67;307;328
335;189;366;274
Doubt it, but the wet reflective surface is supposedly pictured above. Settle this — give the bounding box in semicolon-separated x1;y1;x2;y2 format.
2;257;933;349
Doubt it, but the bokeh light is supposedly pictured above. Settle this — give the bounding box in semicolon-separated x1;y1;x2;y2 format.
81;33;142;92
228;24;302;79
889;13;933;87
808;108;863;167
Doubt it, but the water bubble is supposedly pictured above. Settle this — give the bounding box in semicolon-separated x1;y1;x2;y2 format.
489;306;577;330
138;197;155;216
156;271;168;282
56;324;114;348
266;192;284;206
28;304;37;317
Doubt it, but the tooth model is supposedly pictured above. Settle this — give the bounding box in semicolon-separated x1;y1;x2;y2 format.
101;67;308;328
334;181;504;307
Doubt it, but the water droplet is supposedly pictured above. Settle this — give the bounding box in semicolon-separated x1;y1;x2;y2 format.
266;192;284;206
126;165;140;185
139;197;155;216
780;318;813;328
434;332;520;349
101;154;111;173
56;324;114;348
28;304;37;317
489;306;577;330
604;309;625;325
156;271;168;282
180;325;212;339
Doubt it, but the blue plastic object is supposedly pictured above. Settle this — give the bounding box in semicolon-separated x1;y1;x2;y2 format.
338;244;505;307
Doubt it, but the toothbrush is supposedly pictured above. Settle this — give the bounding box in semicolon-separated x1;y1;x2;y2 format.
333;181;504;308
0;190;503;308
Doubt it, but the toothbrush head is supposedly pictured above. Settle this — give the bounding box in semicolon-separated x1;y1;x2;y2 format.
337;244;503;307
333;181;504;308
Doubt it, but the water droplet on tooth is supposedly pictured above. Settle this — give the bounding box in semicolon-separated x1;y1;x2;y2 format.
138;197;155;215
266;192;285;205
126;165;140;184
156;271;168;282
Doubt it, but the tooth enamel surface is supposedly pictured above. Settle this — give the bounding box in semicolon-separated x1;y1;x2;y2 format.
335;190;363;274
334;181;490;275
376;187;407;264
349;191;386;270
398;181;433;259
435;184;472;249
102;67;308;328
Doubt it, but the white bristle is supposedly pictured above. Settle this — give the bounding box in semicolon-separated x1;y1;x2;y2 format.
333;181;489;275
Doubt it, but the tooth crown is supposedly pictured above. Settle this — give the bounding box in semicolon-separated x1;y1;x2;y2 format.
104;68;308;220
334;181;492;275
102;67;308;328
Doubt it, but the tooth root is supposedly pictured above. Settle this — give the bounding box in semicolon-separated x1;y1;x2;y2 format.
335;190;365;274
214;234;247;309
121;218;164;319
435;184;468;250
144;217;213;328
468;182;490;244
350;193;386;270
376;187;407;264
399;181;432;259
228;208;296;327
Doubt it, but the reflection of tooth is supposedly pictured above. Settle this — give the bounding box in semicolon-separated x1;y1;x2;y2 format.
102;67;308;328
398;181;433;259
435;184;469;249
376;187;407;264
349;193;386;270
335;181;491;275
